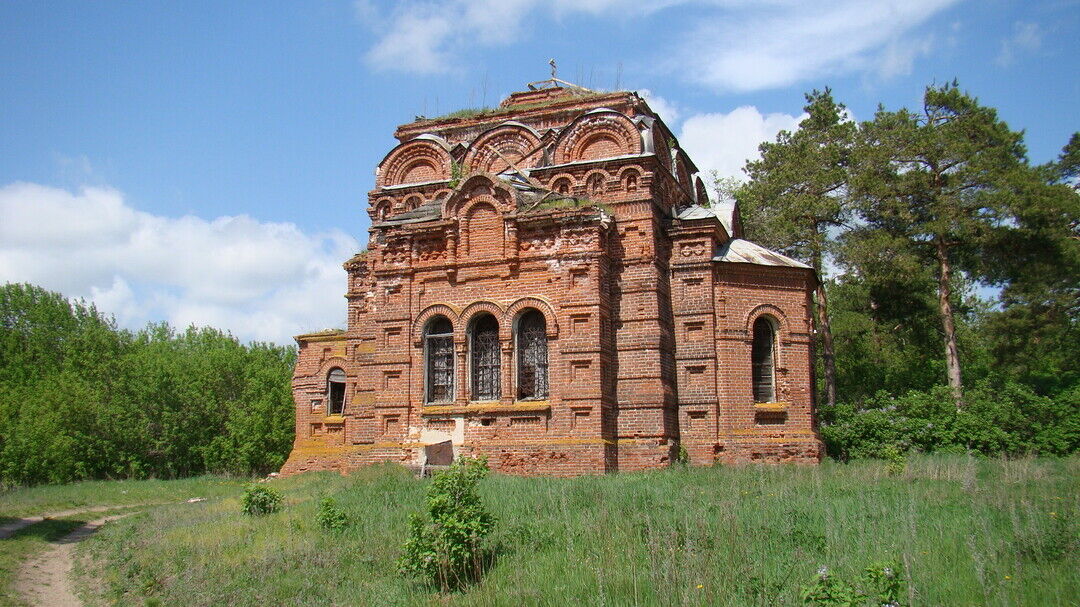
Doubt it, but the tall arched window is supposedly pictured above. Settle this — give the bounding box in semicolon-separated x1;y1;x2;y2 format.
425;316;454;403
752;317;777;403
517;310;548;399
470;314;500;401
327;368;346;415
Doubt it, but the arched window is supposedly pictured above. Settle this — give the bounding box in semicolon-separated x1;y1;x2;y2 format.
327;368;346;415
470;314;500;401
752;317;777;403
517;310;548;399
425;316;454;403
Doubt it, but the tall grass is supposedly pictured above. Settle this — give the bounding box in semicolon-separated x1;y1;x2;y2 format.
73;456;1077;606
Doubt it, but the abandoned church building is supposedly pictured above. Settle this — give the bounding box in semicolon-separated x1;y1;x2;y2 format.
280;81;823;477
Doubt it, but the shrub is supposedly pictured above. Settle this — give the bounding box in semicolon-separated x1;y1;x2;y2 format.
819;380;1080;460
241;484;282;515
399;456;496;591
802;562;906;606
317;497;348;532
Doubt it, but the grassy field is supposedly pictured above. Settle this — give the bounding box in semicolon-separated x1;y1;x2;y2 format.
51;455;1074;606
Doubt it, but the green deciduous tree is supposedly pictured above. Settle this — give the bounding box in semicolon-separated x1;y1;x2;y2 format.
738;89;856;406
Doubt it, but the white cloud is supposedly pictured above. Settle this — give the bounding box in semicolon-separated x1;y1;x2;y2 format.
997;22;1042;67
677;106;804;181
0;182;359;344
678;0;959;92
359;0;958;92
638;89;680;125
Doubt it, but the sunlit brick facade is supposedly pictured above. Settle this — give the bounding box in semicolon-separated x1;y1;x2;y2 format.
280;85;823;476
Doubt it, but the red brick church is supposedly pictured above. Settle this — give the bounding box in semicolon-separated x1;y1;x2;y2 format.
281;81;822;476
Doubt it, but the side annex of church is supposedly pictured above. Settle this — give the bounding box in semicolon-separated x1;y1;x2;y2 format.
280;84;823;476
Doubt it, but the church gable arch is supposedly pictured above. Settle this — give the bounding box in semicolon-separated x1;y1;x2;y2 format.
553;109;642;165
377;137;452;188
463;123;542;175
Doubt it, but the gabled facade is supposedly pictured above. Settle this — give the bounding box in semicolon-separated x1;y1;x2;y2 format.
280;85;823;476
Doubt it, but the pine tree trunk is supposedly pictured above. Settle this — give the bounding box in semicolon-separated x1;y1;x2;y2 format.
810;244;837;406
815;281;837;406
934;239;964;408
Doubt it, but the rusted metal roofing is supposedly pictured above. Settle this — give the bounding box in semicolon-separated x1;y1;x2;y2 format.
714;238;810;269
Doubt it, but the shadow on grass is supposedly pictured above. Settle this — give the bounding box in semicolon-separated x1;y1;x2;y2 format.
4;518;87;543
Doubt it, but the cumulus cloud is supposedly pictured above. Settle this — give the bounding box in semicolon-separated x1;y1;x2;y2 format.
0;182;359;344
676;106;804;181
638;89;680;125
358;0;958;92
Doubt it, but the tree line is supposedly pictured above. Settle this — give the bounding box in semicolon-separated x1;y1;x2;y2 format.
0;283;296;486
723;81;1078;458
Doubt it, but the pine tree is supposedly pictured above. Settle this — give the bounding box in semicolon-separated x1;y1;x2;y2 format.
739;89;856;406
848;82;1028;407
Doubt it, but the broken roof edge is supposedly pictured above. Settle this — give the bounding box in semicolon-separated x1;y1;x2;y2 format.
713;239;812;270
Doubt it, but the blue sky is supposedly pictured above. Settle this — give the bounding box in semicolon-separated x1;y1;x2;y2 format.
1;1;1077;343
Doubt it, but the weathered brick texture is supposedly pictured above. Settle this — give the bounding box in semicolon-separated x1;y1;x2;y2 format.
280;86;822;477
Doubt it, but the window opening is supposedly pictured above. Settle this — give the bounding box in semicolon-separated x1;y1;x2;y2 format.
425;316;454;403
327;368;346;415
517;310;549;399
471;314;500;401
752;317;776;403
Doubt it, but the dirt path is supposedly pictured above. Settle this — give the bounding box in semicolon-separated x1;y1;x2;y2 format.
13;514;130;607
0;504;149;540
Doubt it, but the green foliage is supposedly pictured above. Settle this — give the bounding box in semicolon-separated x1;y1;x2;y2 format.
820;381;1080;460
675;442;689;465
881;445;907;477
316;496;348;532
802;562;907;607
0;283;296;486
802;567;863;606
448;161;467;189
241;484;282;516
399;456;496;591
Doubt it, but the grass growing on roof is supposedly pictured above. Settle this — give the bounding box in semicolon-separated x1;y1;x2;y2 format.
57;455;1080;605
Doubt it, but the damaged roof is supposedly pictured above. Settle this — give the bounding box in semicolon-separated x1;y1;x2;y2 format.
675;203;737;237
714;239;811;269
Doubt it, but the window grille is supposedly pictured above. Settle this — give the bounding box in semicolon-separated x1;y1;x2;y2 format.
517;310;548;399
425;317;454;403
471;315;500;401
752;317;776;403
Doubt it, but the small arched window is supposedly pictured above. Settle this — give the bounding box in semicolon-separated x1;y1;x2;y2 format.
752;317;777;403
425;316;454;403
470;314;500;401
553;178;571;195
517;310;548;399
327;368;346;415
587;173;604;196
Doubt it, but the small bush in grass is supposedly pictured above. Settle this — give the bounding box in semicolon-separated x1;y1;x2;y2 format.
882;444;907;476
399;456;496;592
317;497;348;532
802;562;907;606
241;484;282;515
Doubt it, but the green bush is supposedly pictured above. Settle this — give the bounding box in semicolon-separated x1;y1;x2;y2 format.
317;497;348;532
399;456;496;591
819;380;1080;460
802;562;907;606
241;484;282;516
